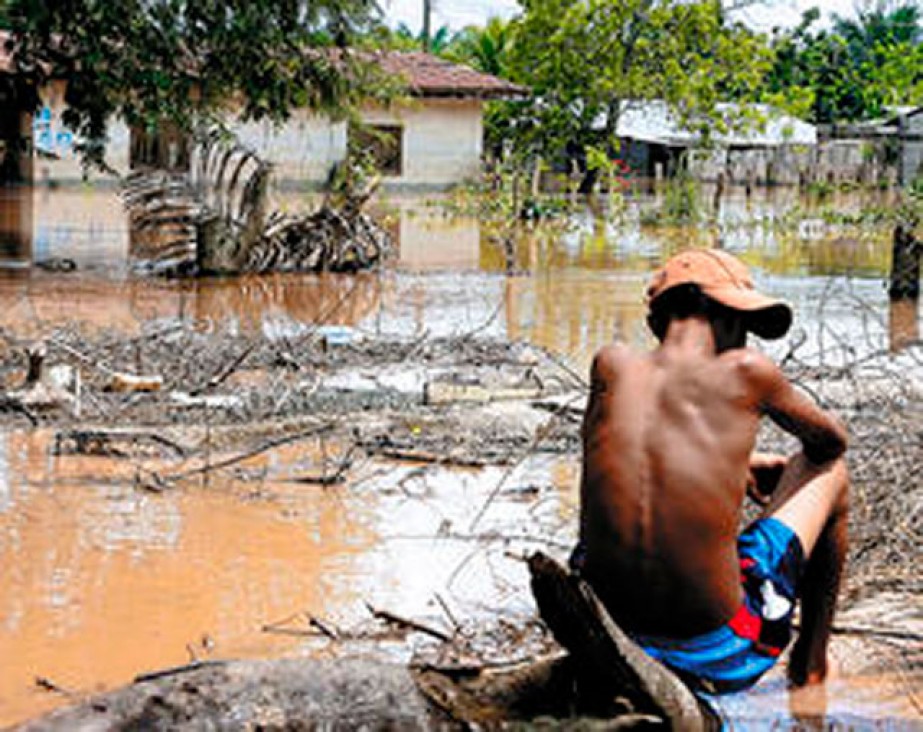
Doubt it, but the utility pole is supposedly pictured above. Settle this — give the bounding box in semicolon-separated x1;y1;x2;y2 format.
422;0;432;52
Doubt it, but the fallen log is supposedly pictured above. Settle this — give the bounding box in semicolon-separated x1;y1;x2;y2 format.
528;552;720;730
17;654;709;731
16;659;442;731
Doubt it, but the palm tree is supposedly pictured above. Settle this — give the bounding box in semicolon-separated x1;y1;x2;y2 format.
446;17;511;76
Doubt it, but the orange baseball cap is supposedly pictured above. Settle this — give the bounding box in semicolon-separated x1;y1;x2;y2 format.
646;248;792;339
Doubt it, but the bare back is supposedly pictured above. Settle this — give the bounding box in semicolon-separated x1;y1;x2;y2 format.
579;339;769;637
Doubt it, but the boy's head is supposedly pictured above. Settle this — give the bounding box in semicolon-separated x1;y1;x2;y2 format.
646;249;792;344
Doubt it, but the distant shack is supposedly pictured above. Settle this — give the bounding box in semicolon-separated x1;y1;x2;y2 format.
817;106;923;189
591;100;922;188
591;101;816;186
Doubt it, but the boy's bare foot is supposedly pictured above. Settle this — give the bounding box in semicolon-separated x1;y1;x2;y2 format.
788;641;828;687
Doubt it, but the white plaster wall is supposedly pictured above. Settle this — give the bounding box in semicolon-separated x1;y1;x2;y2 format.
233;98;484;189
36;90;485;189
33;81;130;185
397;209;480;270
232;112;348;186
363;99;484;187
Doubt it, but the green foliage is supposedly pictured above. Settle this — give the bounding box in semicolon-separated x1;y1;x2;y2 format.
5;0;392;168
443;18;511;77
365;21;454;53
438;158;576;224
765;3;922;122
492;0;771;181
661;168;702;224
585;145;629;216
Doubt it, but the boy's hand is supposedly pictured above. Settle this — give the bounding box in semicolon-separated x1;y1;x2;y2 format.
747;452;788;505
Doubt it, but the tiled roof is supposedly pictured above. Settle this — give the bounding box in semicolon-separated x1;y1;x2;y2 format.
375;51;527;100
0;37;528;100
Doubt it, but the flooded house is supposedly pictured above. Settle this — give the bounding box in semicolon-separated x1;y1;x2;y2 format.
601;100;817;185
897;106;923;187
230;52;526;189
1;37;526;190
814;106;923;187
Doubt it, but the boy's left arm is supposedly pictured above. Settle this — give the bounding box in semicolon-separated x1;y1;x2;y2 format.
746;452;788;505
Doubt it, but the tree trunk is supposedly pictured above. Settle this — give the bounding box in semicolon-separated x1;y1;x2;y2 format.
889;222;921;301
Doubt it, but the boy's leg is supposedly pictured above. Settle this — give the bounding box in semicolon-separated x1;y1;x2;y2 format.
759;452;849;686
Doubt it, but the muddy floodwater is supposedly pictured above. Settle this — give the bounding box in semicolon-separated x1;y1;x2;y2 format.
0;185;921;728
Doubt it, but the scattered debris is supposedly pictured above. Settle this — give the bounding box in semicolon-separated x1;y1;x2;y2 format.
122;133;392;276
107;372;163;393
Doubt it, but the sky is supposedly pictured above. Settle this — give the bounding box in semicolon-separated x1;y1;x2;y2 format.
381;0;868;34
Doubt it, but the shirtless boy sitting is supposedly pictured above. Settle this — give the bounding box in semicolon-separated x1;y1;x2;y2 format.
571;248;848;694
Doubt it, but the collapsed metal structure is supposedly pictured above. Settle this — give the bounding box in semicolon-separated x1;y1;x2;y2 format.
121;131;391;276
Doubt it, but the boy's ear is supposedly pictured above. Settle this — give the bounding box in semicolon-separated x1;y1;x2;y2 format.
646;313;663;340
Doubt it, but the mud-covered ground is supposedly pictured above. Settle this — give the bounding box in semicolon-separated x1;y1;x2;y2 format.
1;318;921;727
1;318;918;598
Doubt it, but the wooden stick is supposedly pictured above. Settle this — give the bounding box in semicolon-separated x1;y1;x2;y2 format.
34;676;76;698
434;593;462;634
164;423;332;482
365;603;451;642
134;660;226;684
191;342;257;396
308;615;341;640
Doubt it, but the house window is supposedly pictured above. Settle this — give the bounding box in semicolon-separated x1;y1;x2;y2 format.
348;124;403;176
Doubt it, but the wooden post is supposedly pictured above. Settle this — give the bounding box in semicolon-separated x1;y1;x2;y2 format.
888;222;921;352
712;170;725;214
888;223;921;301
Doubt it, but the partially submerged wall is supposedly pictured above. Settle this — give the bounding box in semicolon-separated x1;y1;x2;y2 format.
683;138;900;187
899;110;923;187
233;98;484;190
687;145;813;186
31;81;130;185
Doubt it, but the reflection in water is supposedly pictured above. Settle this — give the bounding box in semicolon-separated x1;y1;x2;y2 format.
715;671;922;730
0;431;373;725
0;187;32;266
0;273;386;342
889;298;920;353
788;681;829;729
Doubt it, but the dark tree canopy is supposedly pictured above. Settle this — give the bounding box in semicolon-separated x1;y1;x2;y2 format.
3;0;391;166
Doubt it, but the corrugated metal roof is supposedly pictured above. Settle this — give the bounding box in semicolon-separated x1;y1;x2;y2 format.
600;100;816;147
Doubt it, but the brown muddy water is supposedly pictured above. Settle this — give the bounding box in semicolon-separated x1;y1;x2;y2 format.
0;185;921;728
